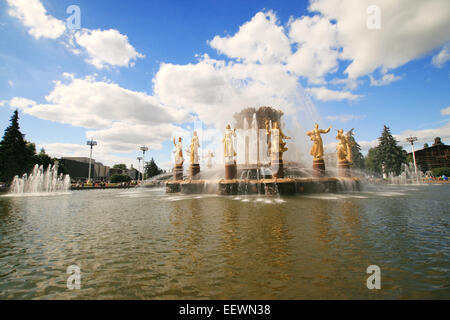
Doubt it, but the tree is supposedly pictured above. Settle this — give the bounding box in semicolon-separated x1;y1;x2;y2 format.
110;174;131;183
0;110;33;183
145;158;163;178
423;143;429;148
113;163;127;170
32;148;68;175
347;134;365;170
364;147;380;176
370;125;406;177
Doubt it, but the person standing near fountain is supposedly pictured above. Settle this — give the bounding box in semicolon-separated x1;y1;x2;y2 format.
336;129;350;177
223;124;237;180
307;123;331;176
187;131;201;179
173;137;184;180
268;121;290;178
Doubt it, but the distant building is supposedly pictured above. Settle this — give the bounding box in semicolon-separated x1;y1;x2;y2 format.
60;157;110;181
409;137;450;172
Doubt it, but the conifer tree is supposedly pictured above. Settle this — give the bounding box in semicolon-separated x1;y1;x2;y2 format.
0;110;33;182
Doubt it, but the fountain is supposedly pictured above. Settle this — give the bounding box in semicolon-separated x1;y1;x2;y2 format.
166;106;361;195
9;163;71;195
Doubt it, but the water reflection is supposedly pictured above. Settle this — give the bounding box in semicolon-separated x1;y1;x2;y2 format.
0;185;448;299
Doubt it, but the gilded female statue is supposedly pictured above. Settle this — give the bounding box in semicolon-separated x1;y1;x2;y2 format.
222;124;236;160
173;137;184;166
306;123;331;160
336;129;348;162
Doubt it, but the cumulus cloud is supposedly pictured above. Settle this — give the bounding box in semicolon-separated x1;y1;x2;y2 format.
7;0;66;39
209;11;291;65
306;87;361;101
13;74;185;129
369;73;402;86
73;29;145;69
8;97;37;109
309;0;450;78
153;55;319;128
6;0;144;69
441;106;450;116
287;15;339;84
432;44;450;68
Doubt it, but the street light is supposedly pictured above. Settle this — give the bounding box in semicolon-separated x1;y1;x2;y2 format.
86;138;97;183
137;156;143;183
406;136;419;184
140;146;149;180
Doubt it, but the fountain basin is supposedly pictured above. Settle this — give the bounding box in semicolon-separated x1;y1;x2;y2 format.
166;177;361;195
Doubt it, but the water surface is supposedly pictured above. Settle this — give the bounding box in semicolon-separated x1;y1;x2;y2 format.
0;184;448;299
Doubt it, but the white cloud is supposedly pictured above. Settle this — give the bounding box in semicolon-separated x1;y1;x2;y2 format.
153;54;318;128
7;0;66;39
209;11;291;65
310;0;450;78
15;74;184;129
326;114;364;122
73;29;145;69
8;97;37;109
306;87;361;101
441;106;450;116
432;44;450;68
287;15;339;84
85;122;188;153
369;73;402;86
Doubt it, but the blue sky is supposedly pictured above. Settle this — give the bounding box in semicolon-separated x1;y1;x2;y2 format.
0;0;449;169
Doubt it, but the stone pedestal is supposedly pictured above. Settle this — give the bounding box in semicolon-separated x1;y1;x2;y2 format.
313;159;326;177
225;161;237;180
271;154;284;179
190;163;200;179
338;160;351;177
173;165;183;181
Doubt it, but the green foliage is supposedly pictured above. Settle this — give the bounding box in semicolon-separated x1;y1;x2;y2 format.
364;147;380;176
32;148;68;175
110;174;131;183
431;167;450;177
0;110;33;183
366;125;406;177
347;135;364;169
113;163;127;170
145;158;163;178
423;143;429;148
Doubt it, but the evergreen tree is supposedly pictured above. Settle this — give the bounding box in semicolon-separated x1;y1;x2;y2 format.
145;158;163;178
347;135;365;170
0;110;33;183
364;147;380;176
374;125;406;176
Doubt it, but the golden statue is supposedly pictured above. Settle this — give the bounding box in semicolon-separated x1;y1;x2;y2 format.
222;124;236;160
173;137;184;166
187;131;200;165
336;129;348;162
267;121;290;160
345;129;354;164
306;123;331;160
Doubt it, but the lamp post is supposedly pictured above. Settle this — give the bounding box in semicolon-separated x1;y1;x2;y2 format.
137;156;143;183
406;136;419;184
86;138;97;183
140;146;149;180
